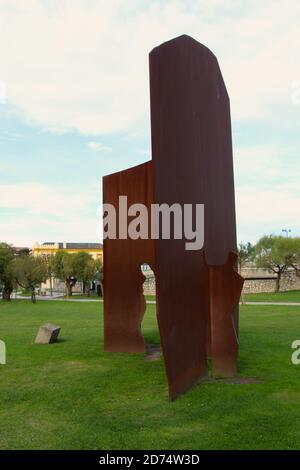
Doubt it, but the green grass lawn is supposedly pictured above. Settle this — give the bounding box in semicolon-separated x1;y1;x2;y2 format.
63;292;101;300
244;289;300;303
0;300;300;450
145;291;300;303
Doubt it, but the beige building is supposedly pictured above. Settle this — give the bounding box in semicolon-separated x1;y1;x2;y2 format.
32;242;103;261
32;242;103;294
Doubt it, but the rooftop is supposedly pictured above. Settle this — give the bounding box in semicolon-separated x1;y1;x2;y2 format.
40;242;103;249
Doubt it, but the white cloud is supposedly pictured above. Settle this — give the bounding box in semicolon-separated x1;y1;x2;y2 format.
237;186;300;224
0;130;23;141
0;182;95;216
234;144;300;184
236;185;300;243
0;0;299;135
87;141;112;152
1;1;300;246
39;126;73;135
0;80;7;104
0;182;102;246
1;177;299;247
234;142;300;241
0;212;101;248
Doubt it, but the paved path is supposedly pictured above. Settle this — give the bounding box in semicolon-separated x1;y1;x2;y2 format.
243;301;300;307
56;298;102;302
12;297;300;307
13;293;64;301
60;300;300;306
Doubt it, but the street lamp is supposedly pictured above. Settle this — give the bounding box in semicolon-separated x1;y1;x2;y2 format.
282;228;292;238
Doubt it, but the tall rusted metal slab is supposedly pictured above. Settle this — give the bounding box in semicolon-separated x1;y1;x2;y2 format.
103;161;155;354
208;253;244;377
103;35;243;400
149;35;240;398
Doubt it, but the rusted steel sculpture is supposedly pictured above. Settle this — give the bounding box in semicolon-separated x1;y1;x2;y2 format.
103;35;244;400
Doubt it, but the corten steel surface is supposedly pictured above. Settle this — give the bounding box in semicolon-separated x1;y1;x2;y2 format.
103;161;155;353
103;35;244;400
149;35;243;397
208;252;244;377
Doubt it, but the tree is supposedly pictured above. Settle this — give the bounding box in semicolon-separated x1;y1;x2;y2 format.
42;254;55;296
254;235;295;292
288;237;300;279
94;258;103;296
12;255;48;303
15;247;30;256
51;251;77;296
72;251;93;294
0;243;15;301
95;258;103;274
237;242;254;304
82;259;97;297
237;242;254;273
72;252;101;297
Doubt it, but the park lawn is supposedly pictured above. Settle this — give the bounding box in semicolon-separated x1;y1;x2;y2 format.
63;292;101;300
145;291;300;303
245;289;300;303
145;295;156;301
32;289;300;303
0;301;300;450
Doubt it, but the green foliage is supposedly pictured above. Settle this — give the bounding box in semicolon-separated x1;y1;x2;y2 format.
41;254;54;276
237;236;300;289
72;252;100;295
95;257;103;273
41;254;55;296
72;252;93;283
52;251;73;280
52;251;101;296
244;289;300;303
254;235;295;269
16;247;30;256
237;242;254;271
0;243;16;300
253;235;298;292
286;237;300;278
0;300;300;449
12;255;47;303
51;251;77;295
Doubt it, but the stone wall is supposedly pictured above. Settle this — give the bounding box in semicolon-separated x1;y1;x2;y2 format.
143;274;156;295
142;270;300;295
243;272;300;294
242;277;276;294
41;279;83;293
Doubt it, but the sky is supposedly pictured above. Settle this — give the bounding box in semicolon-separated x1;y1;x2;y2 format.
0;0;300;247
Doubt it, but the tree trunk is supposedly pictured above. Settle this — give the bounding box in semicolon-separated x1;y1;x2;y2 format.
66;280;72;296
83;281;86;294
2;287;12;301
31;289;36;304
50;276;53;296
275;273;281;293
238;264;245;304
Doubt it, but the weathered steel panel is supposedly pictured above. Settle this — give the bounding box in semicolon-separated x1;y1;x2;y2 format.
208;253;244;377
103;161;155;353
103;35;244;400
149;35;240;398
